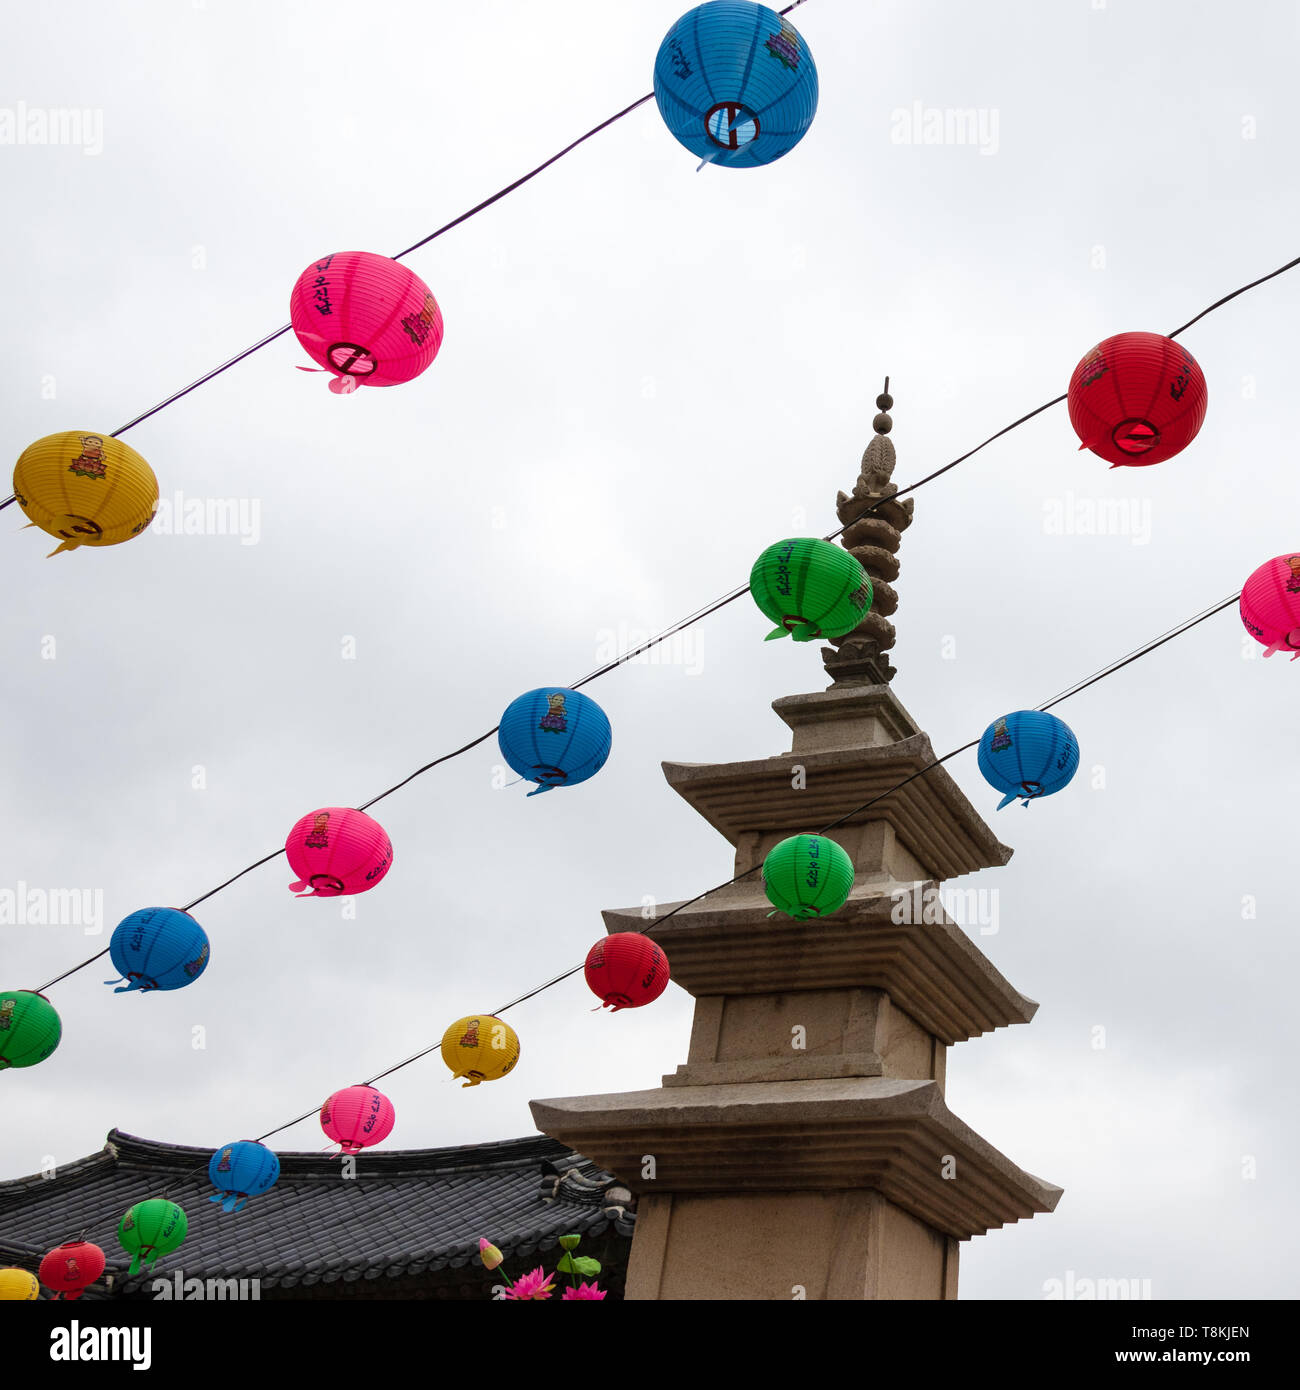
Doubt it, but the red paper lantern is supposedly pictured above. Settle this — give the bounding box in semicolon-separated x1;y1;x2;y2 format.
38;1240;106;1300
290;251;444;394
584;933;670;1012
1067;331;1207;467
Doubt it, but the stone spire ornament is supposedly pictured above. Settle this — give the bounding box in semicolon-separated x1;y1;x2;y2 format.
823;379;914;686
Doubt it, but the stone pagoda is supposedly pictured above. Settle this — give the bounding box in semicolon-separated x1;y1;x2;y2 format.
532;385;1061;1299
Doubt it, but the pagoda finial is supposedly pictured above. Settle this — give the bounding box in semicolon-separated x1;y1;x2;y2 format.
822;377;914;687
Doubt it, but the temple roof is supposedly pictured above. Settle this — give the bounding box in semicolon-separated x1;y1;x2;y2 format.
0;1129;633;1297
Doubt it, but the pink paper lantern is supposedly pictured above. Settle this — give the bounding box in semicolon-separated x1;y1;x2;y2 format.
285;807;392;897
290;251;444;394
320;1084;395;1154
1240;553;1300;659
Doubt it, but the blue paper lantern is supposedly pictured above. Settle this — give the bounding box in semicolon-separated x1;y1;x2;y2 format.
105;907;210;994
498;688;612;796
977;711;1080;811
653;1;818;169
208;1140;280;1214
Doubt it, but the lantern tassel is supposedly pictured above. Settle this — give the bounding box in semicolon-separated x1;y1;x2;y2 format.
995;791;1018;811
296;364;358;395
525;783;556;797
764;626;790;642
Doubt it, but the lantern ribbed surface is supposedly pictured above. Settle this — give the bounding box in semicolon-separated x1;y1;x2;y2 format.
761;834;855;920
1067;332;1207;467
750;538;872;642
977;710;1080;810
118;1200;187;1276
497;688;612;795
290;251;444;392
319;1085;396;1154
106;907;210;994
285;807;393;897
654;1;818;168
13;431;158;556
1239;553;1300;659
208;1141;281;1214
440;1014;520;1087
0;1268;40;1300
39;1241;106;1300
584;933;671;1011
0;990;61;1070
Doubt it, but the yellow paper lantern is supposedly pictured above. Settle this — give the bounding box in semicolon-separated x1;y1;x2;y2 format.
12;430;158;556
0;1267;40;1300
440;1014;520;1087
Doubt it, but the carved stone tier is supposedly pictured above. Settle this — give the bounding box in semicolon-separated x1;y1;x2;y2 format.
530;1078;1064;1298
601;881;1037;1052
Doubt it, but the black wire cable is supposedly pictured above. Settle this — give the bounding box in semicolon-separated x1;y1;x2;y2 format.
251;587;1236;1145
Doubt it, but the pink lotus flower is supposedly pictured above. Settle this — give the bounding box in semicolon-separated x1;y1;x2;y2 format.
560;1281;607;1300
500;1266;555;1300
478;1238;503;1271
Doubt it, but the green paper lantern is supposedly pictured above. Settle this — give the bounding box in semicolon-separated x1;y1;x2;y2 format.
0;990;62;1070
118;1199;187;1276
750;538;872;642
762;834;854;920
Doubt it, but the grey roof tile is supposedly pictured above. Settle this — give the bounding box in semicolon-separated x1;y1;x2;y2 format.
0;1128;632;1298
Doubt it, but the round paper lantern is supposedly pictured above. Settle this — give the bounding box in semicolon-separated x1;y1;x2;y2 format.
1240;553;1300;659
978;710;1080;810
285;807;392;897
12;431;158;557
118;1199;187;1276
320;1085;396;1154
750;538;872;643
441;1015;520;1087
584;933;670;1011
0;990;61;1070
38;1241;106;1300
1067;332;1207;467
208;1140;281;1214
654;1;818;169
105;907;210;994
0;1268;40;1300
497;688;612;796
762;834;854;919
290;251;444;393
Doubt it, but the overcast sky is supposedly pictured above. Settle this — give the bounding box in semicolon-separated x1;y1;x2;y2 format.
2;0;1297;1301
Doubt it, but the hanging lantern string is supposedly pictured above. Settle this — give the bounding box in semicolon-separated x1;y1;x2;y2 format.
5;487;1253;991
1;236;1296;526
244;588;1238;1150
17;243;1292;988
31;0;806;450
